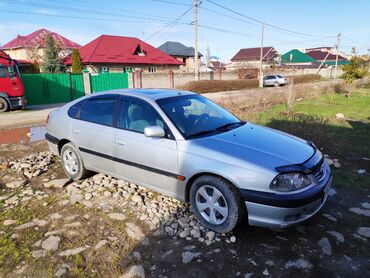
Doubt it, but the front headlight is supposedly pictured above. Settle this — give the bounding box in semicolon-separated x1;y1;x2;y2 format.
270;173;311;192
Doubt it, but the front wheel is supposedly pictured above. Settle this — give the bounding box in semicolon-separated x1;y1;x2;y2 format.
0;97;9;113
274;81;280;87
190;175;245;233
61;143;92;180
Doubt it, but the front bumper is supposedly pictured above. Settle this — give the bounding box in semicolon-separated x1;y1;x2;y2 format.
241;174;332;228
9;96;26;109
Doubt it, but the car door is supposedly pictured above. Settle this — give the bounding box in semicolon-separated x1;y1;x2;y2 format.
264;76;272;86
70;94;118;175
112;96;180;196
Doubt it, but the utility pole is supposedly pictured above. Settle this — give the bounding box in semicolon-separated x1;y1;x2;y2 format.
334;32;341;79
194;0;200;81
259;24;264;88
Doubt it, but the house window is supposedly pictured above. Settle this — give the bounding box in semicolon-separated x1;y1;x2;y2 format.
101;67;108;73
124;67;132;73
148;67;157;73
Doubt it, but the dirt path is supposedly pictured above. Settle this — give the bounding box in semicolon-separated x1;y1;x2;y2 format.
0;142;369;277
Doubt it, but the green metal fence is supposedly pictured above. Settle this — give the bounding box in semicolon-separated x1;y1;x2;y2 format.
22;73;85;105
90;73;129;93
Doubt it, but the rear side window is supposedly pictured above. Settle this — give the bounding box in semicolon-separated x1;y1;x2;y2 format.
68;100;85;119
79;98;116;126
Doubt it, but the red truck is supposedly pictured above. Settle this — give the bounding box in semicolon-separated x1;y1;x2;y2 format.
0;50;26;112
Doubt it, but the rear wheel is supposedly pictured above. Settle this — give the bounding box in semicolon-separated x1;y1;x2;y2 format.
0;97;9;112
190;175;245;233
61;143;92;180
274;81;280;87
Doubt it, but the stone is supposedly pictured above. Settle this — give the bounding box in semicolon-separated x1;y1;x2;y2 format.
59;247;87;256
182;251;201;263
31;249;47;258
361;202;370;209
262;269;269;276
42;236;61;251
6;180;27;189
3;219;17;226
327;231;345;243
108;213;126;221
132;195;143;204
103;191;112;197
49;213;62;220
82;200;94;208
33;218;49;227
179;230;189;238
125;223;144;241
94;240;108;250
349;207;370;217
335;113;345;119
45;229;66;236
84;192;93;200
120;265;145;278
55;264;70;277
230;236;236;243
14;222;36;230
44;179;69;188
285;258;312;269
318;237;332;256
333;161;341;168
63;222;81;228
205;231;215;240
5;196;19;205
357;227;370;238
133;251;141;260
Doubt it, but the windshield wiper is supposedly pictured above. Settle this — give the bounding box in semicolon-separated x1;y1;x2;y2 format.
215;121;246;131
187;129;219;139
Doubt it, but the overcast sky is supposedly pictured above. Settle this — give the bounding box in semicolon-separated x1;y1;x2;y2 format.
1;0;369;62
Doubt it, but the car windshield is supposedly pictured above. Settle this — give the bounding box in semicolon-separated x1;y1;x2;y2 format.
157;94;245;139
277;75;283;78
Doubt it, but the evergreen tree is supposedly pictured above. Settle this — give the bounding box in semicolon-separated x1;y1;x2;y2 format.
71;49;83;73
41;35;66;73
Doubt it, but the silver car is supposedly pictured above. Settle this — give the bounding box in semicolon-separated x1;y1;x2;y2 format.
46;89;332;233
263;75;288;87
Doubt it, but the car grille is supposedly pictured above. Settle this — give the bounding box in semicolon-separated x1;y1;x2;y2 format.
313;161;326;182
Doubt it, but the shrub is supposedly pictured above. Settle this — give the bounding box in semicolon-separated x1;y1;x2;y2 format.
289;74;321;84
341;56;369;82
181;79;259;94
71;49;83;73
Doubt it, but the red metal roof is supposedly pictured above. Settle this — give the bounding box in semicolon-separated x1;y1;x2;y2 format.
306;50;346;61
231;47;278;61
64;35;183;66
1;28;80;50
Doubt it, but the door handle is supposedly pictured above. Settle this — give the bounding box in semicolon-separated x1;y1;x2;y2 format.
72;129;81;134
114;139;126;146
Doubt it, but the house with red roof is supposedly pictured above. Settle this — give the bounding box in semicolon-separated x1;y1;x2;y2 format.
64;35;182;73
227;46;279;70
1;28;80;65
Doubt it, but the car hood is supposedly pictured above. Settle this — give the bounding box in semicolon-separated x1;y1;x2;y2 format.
185;123;315;170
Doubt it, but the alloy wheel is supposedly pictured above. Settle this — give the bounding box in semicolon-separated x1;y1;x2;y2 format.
63;150;79;175
195;185;229;225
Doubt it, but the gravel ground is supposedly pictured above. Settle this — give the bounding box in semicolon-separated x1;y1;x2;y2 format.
0;142;369;277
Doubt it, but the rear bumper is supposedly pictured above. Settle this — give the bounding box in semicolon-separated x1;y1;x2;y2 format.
241;175;332;228
9;96;26;109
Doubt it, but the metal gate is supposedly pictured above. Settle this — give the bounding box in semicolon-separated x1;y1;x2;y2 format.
22;73;85;105
90;73;129;93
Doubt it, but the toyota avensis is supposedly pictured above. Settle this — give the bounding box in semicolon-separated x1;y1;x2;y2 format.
46;89;332;233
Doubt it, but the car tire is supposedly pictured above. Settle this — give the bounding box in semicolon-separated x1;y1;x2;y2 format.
190;175;245;233
61;143;92;180
0;97;9;113
274;81;280;87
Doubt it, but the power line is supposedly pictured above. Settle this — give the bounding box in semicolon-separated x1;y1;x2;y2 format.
146;6;193;42
0;0;190;24
206;0;335;38
149;0;192;6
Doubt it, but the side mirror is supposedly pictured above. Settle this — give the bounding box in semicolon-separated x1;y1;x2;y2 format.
144;126;165;138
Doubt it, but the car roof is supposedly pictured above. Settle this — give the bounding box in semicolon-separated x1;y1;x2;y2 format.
95;88;196;101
